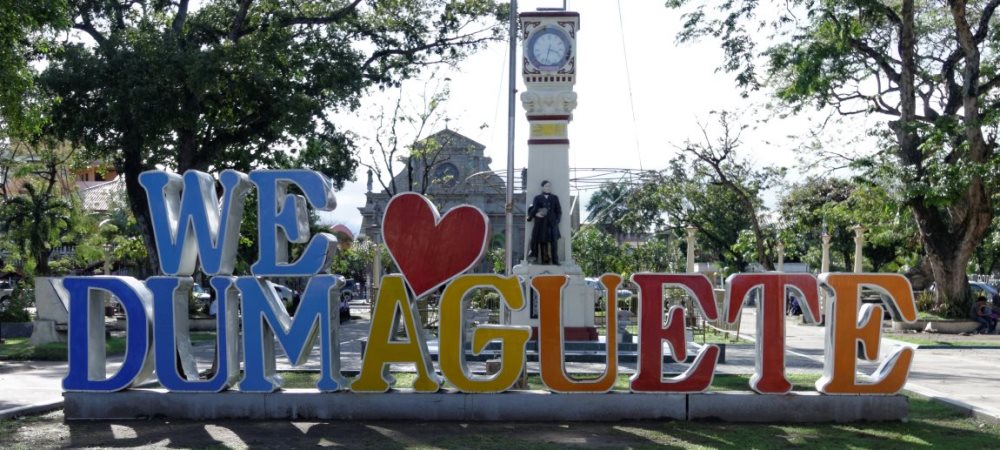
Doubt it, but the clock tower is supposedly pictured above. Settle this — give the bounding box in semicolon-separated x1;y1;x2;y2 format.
511;10;597;341
519;10;579;268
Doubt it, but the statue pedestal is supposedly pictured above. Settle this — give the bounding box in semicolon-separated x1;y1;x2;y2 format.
508;262;598;341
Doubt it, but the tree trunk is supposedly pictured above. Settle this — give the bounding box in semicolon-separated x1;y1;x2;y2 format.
926;248;972;318
122;143;160;276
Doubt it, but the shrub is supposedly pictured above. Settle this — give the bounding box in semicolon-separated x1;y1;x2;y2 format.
1;281;33;323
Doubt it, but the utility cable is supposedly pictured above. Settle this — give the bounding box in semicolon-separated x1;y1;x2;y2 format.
617;0;644;171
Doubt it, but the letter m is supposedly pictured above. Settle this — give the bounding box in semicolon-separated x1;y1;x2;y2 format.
139;170;251;276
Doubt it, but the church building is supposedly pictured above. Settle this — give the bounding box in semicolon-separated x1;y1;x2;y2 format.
358;129;529;273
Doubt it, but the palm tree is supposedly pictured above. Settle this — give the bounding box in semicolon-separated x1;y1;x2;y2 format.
0;183;73;275
585;182;633;238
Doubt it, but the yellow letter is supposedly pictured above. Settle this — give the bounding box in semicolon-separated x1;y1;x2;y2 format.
816;273;917;394
352;275;442;392
438;275;530;393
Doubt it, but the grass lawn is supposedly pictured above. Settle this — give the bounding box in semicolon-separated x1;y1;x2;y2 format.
692;326;753;345
917;310;950;320
0;336;126;361
885;334;1000;347
188;331;217;343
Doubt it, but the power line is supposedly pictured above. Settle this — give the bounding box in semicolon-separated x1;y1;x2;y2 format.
489;38;509;151
616;0;644;171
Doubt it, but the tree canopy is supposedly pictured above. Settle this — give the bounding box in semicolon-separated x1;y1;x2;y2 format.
668;0;1000;316
8;0;508;273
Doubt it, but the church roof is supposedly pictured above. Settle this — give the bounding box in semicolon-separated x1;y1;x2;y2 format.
418;129;486;155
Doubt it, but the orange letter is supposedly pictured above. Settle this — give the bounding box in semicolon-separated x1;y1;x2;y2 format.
816;273;917;395
535;274;619;392
531;274;622;392
725;273;820;394
629;273;719;393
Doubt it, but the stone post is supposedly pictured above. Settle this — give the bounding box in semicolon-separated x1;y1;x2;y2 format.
852;225;865;273
776;242;785;272
686;226;697;273
821;232;831;273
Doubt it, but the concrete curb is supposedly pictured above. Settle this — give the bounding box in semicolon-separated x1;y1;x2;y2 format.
0;400;62;421
902;382;1000;424
63;389;907;422
815;333;1000;422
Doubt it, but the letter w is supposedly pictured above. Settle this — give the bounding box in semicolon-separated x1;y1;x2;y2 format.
139;170;251;276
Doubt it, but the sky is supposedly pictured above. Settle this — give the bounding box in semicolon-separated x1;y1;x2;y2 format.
321;0;876;234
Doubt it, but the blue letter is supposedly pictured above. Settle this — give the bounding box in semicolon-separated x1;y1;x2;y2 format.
248;170;337;276
63;277;154;392
139;170;251;276
238;275;347;392
148;277;240;392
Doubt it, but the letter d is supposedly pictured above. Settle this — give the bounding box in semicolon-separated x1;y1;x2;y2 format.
62;277;155;392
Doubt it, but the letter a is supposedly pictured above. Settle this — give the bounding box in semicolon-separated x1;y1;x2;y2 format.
353;276;442;392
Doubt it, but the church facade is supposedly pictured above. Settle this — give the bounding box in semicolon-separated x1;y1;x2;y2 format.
358;129;528;273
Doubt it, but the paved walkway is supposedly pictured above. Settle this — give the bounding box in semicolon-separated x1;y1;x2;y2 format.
734;308;1000;420
3;305;1000;421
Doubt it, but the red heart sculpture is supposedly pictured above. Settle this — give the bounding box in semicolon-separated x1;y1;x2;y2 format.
382;192;489;298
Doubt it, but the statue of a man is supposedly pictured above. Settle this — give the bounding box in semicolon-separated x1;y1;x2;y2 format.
527;180;561;265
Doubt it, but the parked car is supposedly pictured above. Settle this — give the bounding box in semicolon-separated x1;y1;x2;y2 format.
271;283;297;309
0;280;12;304
585;277;635;305
970;281;1000;303
339;294;351;322
191;284;212;307
928;281;1000;304
341;279;357;302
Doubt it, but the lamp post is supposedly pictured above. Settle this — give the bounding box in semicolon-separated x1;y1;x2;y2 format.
370;205;383;316
852;225;865;273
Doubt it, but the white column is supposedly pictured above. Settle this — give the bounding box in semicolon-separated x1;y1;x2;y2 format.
821;232;831;273
852;225;865;273
686;226;697;273
776;242;785;272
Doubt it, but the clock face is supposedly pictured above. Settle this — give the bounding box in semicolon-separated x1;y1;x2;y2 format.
434;163;460;187
526;26;571;71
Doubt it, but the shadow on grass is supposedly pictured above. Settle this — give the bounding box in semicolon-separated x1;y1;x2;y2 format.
4;374;995;449
50;396;1000;450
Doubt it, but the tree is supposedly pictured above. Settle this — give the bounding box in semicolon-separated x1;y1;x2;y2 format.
0;1;68;137
625;113;784;271
361;75;461;197
572;228;625;277
779;176;919;272
637;160;754;270
778;177;856;270
677;111;785;269
0;182;73;276
586;182;634;237
668;0;1000;316
20;0;507;273
0;139;81;276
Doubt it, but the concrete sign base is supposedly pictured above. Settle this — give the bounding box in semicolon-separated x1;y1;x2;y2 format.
64;390;907;422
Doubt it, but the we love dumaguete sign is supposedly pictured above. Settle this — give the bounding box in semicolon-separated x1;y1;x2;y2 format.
60;170;917;396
